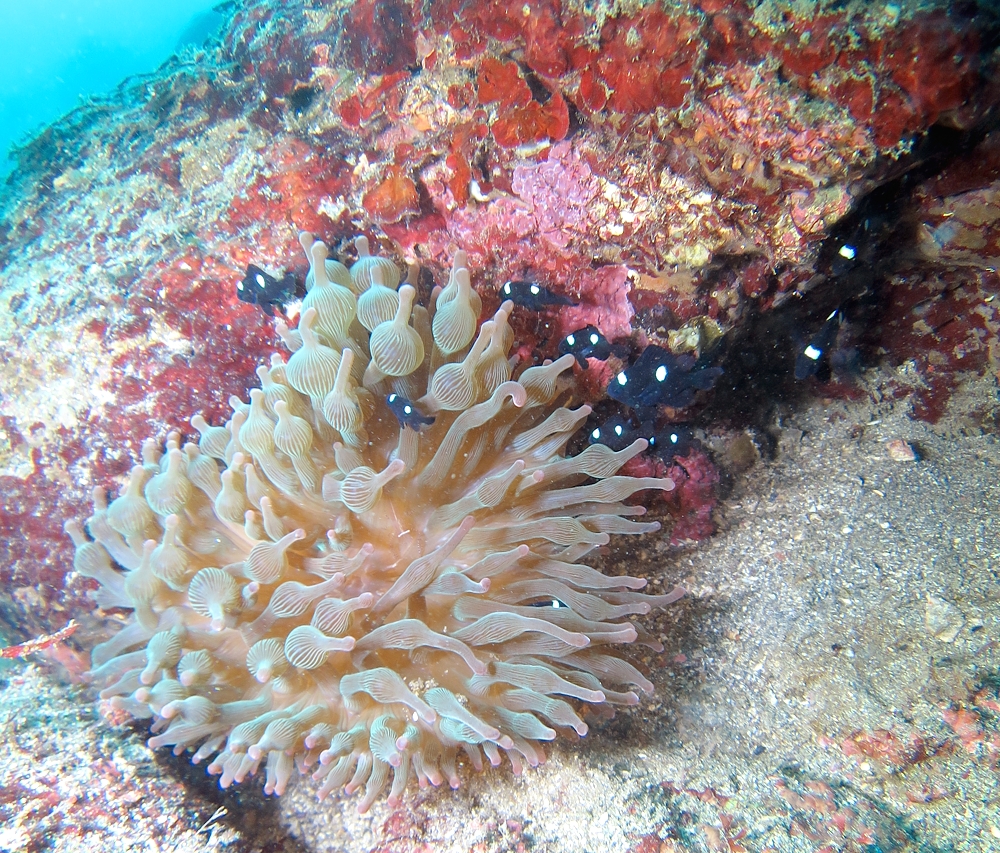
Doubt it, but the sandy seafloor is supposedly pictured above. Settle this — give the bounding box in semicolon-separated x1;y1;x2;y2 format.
1;364;997;853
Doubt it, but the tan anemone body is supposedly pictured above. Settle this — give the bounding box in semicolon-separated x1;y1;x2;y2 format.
68;234;681;812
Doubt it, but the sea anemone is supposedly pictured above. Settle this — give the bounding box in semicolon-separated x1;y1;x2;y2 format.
67;233;682;812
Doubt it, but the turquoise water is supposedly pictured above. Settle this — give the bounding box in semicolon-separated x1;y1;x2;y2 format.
0;0;223;180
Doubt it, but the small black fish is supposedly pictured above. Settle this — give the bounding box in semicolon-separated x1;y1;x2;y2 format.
558;325;628;368
501;279;575;310
237;264;296;316
527;597;569;609
649;424;698;462
607;345;722;409
387;393;435;431
588;414;641;452
795;309;842;380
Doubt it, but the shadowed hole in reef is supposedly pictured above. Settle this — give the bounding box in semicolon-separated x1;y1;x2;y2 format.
133;720;309;849
287;84;318;116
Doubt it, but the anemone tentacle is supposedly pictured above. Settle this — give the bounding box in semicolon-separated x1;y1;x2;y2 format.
71;233;681;812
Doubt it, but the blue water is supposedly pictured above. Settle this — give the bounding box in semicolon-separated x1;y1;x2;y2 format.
0;0;225;179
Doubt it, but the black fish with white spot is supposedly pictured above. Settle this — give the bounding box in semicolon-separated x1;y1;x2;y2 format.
607;345;722;409
387;393;436;431
795;309;842;380
649;424;698;462
237;264;296;317
501;279;576;310
558;325;628;368
527;597;569;609
588;413;644;452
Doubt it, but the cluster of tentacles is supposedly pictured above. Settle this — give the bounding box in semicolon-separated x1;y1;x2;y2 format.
67;233;682;811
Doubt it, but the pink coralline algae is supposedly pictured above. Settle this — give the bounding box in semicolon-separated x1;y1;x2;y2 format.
510;143;602;252
555;266;634;344
419;139;620;272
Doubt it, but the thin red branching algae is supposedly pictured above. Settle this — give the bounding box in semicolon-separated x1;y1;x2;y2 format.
0;621;78;661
